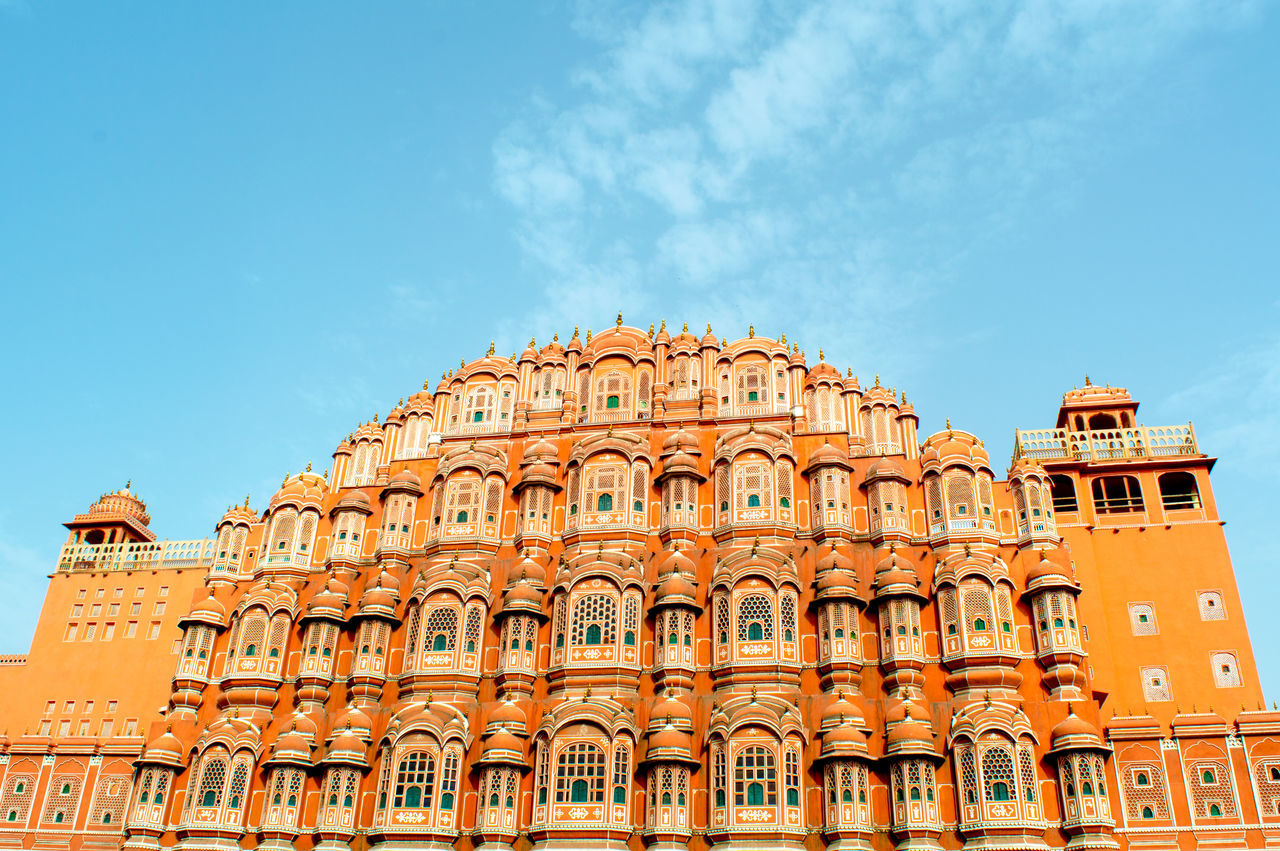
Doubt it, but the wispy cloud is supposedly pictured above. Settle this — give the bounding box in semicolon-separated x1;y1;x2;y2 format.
492;0;1258;368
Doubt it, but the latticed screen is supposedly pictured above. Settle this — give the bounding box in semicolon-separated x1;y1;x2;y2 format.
1199;591;1226;621
1189;761;1236;818
1141;667;1171;702
555;743;606;803
736;594;774;641
1121;763;1168;819
980;747;1015;803
570;594;617;646
42;773;83;825
423;607;459;653
393;752;436;809
445;477;480;524
1129;604;1157;635
734;460;773;512
1211;652;1242;687
584;464;626;514
196;754;227;810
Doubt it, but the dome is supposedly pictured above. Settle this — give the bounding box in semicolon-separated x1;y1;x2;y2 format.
921;427;992;472
648;724;693;752
502;580;544;612
180;592;229;628
218;503;257;527
887;721;934;746
266;730;314;766
805;439;850;473
822;719;869;758
699;324;719;347
872;548;921;597
323;731;369;767
650;693;694;731
512;553;548;586
268;471;327;512
1026;550;1077;593
87;485;151;526
332;490;372;516
805;361;843;386
483;729;524;755
657;548;696;578
487;698;528;733
381;468;423;497
820;691;865;731
523;435;559;463
1049;708;1106;753
662;428;699;453
304;576;349;621
140;728;185;767
331;704;373;736
654;571;697;607
815;545;853;575
864;456;909;484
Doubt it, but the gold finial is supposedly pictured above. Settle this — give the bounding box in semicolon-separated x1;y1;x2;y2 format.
682;322;688;333
945;417;952;430
510;353;516;361
125;479;131;489
571;326;579;338
780;332;786;344
819;348;824;361
529;337;536;348
750;686;758;703
283;473;288;487
1084;374;1091;386
441;370;446;380
616;312;623;327
874;374;880;386
423;379;429;390
648;323;654;336
373;412;379;423
306;461;312;472
487;341;495;356
586;328;592;343
659;318;666;331
244;494;250;507
749;324;754;337
847;367;853;377
964;543;971;557
398;397;403;407
323;469;329;479
721;337;727;347
793;343;799;353
553;332;559;342
706;322;712;334
460;358;465;367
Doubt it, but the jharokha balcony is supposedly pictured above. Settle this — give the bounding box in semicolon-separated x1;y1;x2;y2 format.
1013;424;1200;463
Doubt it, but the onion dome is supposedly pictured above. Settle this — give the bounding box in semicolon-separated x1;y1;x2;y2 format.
302;575;349;622
815;544;854;576
806;361;843;385
331;703;373;738
475;728;526;768
512;552;548;586
819;690;866;733
137;727;185;768
485;698;529;736
656;548;696;579
179;590;230;629
1048;707;1107;754
356;570;400;620
218;502;257;527
501;579;545;615
380;468;423;498
265;729;314;767
654;570;698;609
322;729;370;767
330;490;372;517
805;439;851;472
820;717;870;761
650;692;695;732
539;333;567;358
1025;550;1078;595
920;427;992;473
863;456;910;485
699;324;719;347
662;428;699;453
644;718;698;765
871;547;923;599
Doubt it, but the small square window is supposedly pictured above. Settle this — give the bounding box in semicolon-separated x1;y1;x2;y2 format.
134;587;144;597
43;700;55;715
158;586;169;597
113;587;123;598
106;700;117;712
154;602;166;615
125;621;137;638
95;589;105;599
147;622;161;640
76;589;86;600
64;700;75;713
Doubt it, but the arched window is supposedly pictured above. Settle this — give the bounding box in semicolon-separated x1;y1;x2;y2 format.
556;742;606;803
570;593;617;648
1092;475;1143;514
734;458;774;516
1049;475;1078;513
597;493;613;511
1142;805;1154;818
1159;472;1201;510
734;747;777;806
737;594;774;642
393;752;435;810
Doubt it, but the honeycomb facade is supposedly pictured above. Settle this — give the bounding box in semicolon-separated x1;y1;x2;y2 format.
1;320;1275;851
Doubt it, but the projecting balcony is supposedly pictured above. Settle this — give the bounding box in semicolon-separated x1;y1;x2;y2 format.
57;538;215;573
1014;424;1199;462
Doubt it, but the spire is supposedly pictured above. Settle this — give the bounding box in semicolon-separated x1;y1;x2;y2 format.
748;324;754;337
616;312;623;327
487;340;495;356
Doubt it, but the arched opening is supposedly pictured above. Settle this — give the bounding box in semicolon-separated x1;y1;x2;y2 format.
747;782;764;805
1088;413;1117;430
432;633;447;651
991;781;1010;802
1050;475;1078;512
1141;805;1154;819
585;624;602;644
747;493;761;508
1159;471;1201;510
571;779;589;803
747;622;763;641
597;493;613;511
1092;475;1143;514
1210;803;1223;817
1136;772;1149;786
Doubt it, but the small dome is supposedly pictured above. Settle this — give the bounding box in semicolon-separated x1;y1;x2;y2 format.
824;720;868;750
820;692;865;730
815;545;853;575
649;724;693;753
88;485;151;526
864;456;909;483
381;468;423;497
483;729;524;755
887;721;934;746
323;731;369;766
331;704;373;736
657;548;696;578
921;427;991;472
332;490;373;515
503;580;544;610
650;693;694;730
872;548;920;596
181;592;229;628
218;503;257;527
487;698;528;732
806;439;849;471
655;572;697;606
662;428;699;453
1050;708;1105;753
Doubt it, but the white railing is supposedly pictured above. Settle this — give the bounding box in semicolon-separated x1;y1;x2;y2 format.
58;538;215;573
1014;424;1199;462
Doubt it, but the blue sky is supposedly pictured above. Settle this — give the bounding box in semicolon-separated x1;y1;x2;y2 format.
1;2;1277;694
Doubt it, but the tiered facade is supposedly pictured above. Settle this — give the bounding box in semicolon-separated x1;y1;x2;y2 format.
1;320;1275;851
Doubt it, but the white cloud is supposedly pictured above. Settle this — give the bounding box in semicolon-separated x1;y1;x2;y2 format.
491;0;1259;364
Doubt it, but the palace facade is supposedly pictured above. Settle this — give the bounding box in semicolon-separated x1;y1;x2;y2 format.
1;320;1274;851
